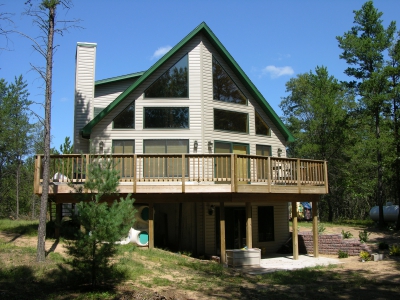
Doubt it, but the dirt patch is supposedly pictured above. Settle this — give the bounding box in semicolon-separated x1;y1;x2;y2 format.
0;231;68;255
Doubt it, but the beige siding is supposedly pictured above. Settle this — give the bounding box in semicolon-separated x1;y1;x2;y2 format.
94;77;139;109
204;202;216;255
74;43;96;153
201;37;287;157
90;35;203;155
252;202;289;253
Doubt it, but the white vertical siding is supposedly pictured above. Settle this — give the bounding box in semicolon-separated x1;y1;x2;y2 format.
74;43;96;153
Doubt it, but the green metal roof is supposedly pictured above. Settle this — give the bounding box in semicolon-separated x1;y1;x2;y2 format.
81;22;294;142
95;71;145;86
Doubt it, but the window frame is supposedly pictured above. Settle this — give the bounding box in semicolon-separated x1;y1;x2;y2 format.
143;107;190;129
143;139;189;178
258;206;274;242
212;56;247;106
112;101;135;129
255;110;271;137
144;53;189;99
213;108;249;134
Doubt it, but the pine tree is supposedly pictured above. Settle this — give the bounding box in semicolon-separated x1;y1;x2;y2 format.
66;155;136;287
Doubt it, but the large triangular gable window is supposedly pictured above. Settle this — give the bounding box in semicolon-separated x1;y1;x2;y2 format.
255;111;270;136
213;57;247;105
145;54;188;98
113;102;135;128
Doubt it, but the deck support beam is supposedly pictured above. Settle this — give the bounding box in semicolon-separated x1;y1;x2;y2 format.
291;201;299;260
220;202;226;264
246;202;252;248
312;199;319;257
149;203;154;249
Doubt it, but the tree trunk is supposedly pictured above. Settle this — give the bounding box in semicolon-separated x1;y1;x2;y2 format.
37;4;56;263
376;109;385;227
16;159;20;219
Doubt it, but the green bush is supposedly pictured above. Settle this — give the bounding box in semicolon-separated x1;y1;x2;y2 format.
341;230;353;239
338;250;349;258
389;244;400;256
358;230;370;243
318;222;326;233
359;251;370;261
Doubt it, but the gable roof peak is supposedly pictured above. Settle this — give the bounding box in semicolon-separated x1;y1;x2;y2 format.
80;23;294;142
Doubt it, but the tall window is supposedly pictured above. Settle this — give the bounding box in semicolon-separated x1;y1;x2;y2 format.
256;145;271;180
144;107;189;129
112;140;135;178
258;206;274;242
213;57;246;105
256;145;271;156
214;109;248;133
143;140;189;178
145;54;188;98
113;102;135;129
255;111;270;136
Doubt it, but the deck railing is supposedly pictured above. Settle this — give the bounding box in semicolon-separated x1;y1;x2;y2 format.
34;154;328;193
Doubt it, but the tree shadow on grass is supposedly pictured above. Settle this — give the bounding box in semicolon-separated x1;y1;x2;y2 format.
0;260;128;299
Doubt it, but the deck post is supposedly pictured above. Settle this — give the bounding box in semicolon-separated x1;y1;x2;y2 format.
246;202;252;248
34;155;41;194
55;203;62;238
324;161;329;193
149;203;154;249
220;201;226;264
312;198;319;257
291;201;299;260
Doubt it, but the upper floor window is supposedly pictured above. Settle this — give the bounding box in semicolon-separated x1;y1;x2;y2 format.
113;102;135;129
213;57;247;105
144;107;189;129
112;140;135;153
144;54;188;98
214;108;248;133
255;111;270;136
256;144;271;156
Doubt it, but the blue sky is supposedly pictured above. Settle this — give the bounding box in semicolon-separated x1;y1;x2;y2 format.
1;0;399;151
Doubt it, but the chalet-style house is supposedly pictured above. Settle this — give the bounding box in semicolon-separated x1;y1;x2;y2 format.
34;22;327;263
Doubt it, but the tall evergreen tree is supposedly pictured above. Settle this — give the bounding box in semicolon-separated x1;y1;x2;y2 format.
280;66;355;221
337;0;396;226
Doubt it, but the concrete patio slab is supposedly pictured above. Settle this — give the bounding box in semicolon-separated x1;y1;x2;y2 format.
232;254;343;275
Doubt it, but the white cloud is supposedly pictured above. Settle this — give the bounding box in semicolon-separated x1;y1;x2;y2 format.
60;97;68;102
151;46;172;60
262;65;294;79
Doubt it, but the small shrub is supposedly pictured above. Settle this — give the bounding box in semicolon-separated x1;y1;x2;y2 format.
359;251;370;261
338;250;348;258
378;242;389;250
389;244;400;256
318;223;326;233
341;230;353;239
359;230;370;243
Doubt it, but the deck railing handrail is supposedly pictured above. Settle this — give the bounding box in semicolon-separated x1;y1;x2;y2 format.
34;153;328;193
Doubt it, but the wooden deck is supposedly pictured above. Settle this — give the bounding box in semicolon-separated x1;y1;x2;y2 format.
34;154;328;196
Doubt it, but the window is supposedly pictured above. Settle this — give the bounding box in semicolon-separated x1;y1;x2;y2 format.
214;109;248;133
258;206;274;242
255;111;270;136
143;140;189;178
144;54;188;98
214;142;249;181
144;107;189;129
213;57;246;105
256;145;271;156
113;102;135;129
256;145;271;180
112;140;135;178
